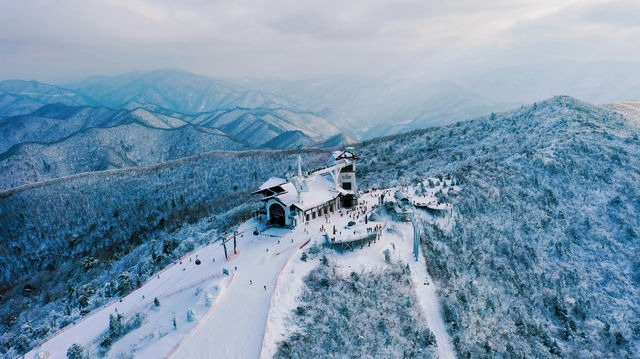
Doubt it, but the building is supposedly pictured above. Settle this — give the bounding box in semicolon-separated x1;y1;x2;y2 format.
253;148;359;227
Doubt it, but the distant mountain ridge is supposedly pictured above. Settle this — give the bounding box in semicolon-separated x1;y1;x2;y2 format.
0;101;352;190
64;69;301;114
0;122;246;190
225;76;519;138
0;69;520;140
0;79;96;116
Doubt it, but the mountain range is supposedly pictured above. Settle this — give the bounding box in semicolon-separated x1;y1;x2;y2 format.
3;63;640;192
0;98;351;189
1;96;638;357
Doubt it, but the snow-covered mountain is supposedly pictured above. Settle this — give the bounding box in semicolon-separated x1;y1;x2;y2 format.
0;70;519;140
260;130;315;149
606;99;640;129
259;130;357;150
229;75;519;139
0;80;96;117
0;123;247;190
0;103;345;155
316;132;357;148
64;69;300;114
354;96;640;357
0;104;160;154
189;107;343;147
1;96;638;357
0;102;350;190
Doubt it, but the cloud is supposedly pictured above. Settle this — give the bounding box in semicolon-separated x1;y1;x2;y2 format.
0;0;638;81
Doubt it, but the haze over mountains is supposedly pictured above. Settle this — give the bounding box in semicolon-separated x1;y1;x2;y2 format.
2;62;640;191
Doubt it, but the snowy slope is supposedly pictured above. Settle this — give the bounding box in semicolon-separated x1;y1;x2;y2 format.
65;69;299;114
606;99;640;129
25;189;454;359
261;188;455;359
0;123;246;190
190;107;343;147
353;96;640;357
0;80;96;116
260;130;315;149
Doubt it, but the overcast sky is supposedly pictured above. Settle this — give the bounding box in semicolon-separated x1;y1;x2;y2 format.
1;0;639;81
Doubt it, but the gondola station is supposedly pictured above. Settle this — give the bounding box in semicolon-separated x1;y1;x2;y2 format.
253;148;360;227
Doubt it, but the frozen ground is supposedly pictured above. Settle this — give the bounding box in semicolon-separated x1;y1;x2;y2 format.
27;185;455;359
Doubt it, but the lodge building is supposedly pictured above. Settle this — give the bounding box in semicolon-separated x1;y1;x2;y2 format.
253;148;359;227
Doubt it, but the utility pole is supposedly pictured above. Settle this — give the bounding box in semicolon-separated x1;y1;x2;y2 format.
410;214;419;261
219;236;229;260
233;231;237;254
232;230;243;255
222;240;228;260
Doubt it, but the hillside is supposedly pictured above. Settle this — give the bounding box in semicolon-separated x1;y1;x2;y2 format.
0;102;346;153
190;107;343;147
65;69;299;114
0;80;96;117
230;76;518;139
260;130;315;149
0;148;332;356
354;96;640;357
317;132;358;148
606;100;640;129
0;123;247;190
2;96;639;357
0;102;348;190
0;104;128;153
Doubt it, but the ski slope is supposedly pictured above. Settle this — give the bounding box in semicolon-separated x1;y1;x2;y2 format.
169;226;309;359
27;188;455;359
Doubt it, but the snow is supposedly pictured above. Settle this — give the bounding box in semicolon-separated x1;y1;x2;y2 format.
26;189;456;359
276;173;340;210
169;225;308;359
260;189;456;358
257;177;287;191
25;233;232;358
396;220;456;359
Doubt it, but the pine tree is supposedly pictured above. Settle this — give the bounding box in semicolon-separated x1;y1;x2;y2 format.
66;343;86;359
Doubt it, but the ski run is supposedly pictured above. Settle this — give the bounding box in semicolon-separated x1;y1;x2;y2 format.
26;183;456;359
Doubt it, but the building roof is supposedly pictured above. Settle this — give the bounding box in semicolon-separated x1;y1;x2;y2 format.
332;149;359;160
255;152;359;212
257;177;287;191
257;172;351;211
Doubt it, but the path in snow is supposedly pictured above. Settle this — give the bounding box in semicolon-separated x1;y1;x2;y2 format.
169;222;309;359
27;188;456;359
397;221;456;359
